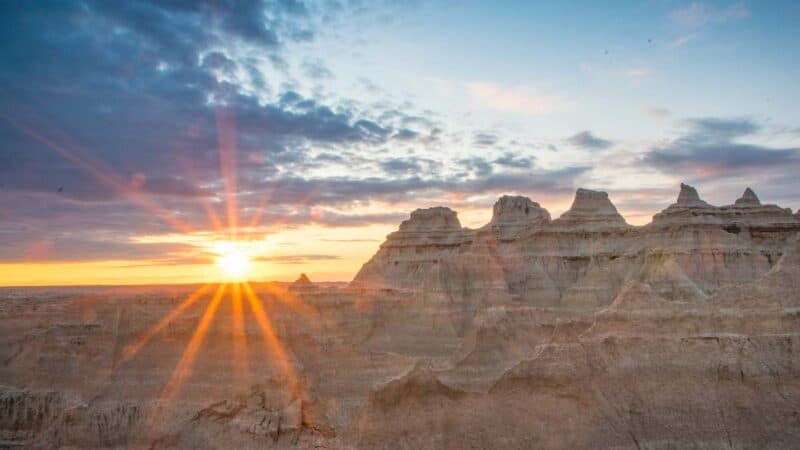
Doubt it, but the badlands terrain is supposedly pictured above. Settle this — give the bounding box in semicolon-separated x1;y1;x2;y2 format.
2;183;800;449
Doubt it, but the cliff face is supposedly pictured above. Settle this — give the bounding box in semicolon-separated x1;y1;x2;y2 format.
352;184;800;308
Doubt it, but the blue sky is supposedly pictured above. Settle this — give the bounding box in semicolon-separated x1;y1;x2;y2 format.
0;1;799;283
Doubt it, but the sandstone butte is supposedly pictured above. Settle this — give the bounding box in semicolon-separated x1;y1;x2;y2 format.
1;183;800;449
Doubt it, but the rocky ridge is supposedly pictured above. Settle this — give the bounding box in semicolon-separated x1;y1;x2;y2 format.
353;183;800;306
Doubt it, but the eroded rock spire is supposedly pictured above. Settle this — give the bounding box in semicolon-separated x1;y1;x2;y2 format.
734;187;761;206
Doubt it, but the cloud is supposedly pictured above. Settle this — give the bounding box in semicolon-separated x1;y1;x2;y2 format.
473;133;498;147
641;117;800;177
567;131;614;150
301;58;333;79
236;163;590;209
0;230;200;262
666;33;700;48
643;107;671;118
255;254;341;264
392;128;420;140
464;82;571;114
380;158;422;175
670;2;749;28
494;153;535;169
457;157;494;177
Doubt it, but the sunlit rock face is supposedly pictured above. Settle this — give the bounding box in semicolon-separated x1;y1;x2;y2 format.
354;184;800;307
352;206;469;293
550;188;631;231
489;195;551;240
1;184;799;449
643;184;799;301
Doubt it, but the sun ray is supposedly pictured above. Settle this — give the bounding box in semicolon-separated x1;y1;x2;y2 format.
231;283;250;390
150;283;227;431
246;179;327;232
246;180;278;229
120;284;212;364
258;282;318;320
242;282;296;384
215;108;238;239
177;154;226;233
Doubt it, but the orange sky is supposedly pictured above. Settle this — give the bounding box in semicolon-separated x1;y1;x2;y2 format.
0;198;666;287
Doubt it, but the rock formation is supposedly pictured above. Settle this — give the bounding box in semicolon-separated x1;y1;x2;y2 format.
734;187;760;206
353;183;800;306
551;188;630;231
489;195;550;239
1;183;799;449
288;273;314;292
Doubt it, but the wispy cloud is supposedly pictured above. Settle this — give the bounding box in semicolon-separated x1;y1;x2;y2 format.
255;254;341;264
666;33;700;48
567;131;614;150
641;117;800;177
642;107;671;119
464;82;572;114
670;2;749;28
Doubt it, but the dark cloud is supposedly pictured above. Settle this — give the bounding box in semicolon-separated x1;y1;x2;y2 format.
380;158;422;175
393;128;420;140
473;133;498;147
0;232;199;263
641;117;800;176
494;152;535;169
237;165;589;208
0;0;403;209
458;157;494;177
567;131;614;150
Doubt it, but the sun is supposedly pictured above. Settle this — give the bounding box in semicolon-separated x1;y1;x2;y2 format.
215;246;251;281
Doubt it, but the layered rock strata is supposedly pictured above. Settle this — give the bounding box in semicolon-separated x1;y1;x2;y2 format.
353;184;799;307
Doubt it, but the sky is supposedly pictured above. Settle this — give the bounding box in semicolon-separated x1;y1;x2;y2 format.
1;0;799;286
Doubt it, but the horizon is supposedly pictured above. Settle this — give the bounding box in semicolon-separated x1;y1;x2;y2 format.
1;1;799;286
0;181;787;287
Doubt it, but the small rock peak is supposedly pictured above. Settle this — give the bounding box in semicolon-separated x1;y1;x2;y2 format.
554;188;629;229
734;187;761;206
675;183;711;207
567;188;620;215
491;195;551;225
289;273;315;291
399;206;461;231
294;273;311;284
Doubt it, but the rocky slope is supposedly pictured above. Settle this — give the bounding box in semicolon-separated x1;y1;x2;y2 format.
0;183;798;449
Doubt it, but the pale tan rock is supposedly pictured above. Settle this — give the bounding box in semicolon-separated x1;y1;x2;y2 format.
551;188;630;231
489;195;550;240
354;184;799;308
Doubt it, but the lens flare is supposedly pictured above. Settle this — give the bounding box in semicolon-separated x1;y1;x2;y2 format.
215;247;251;280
